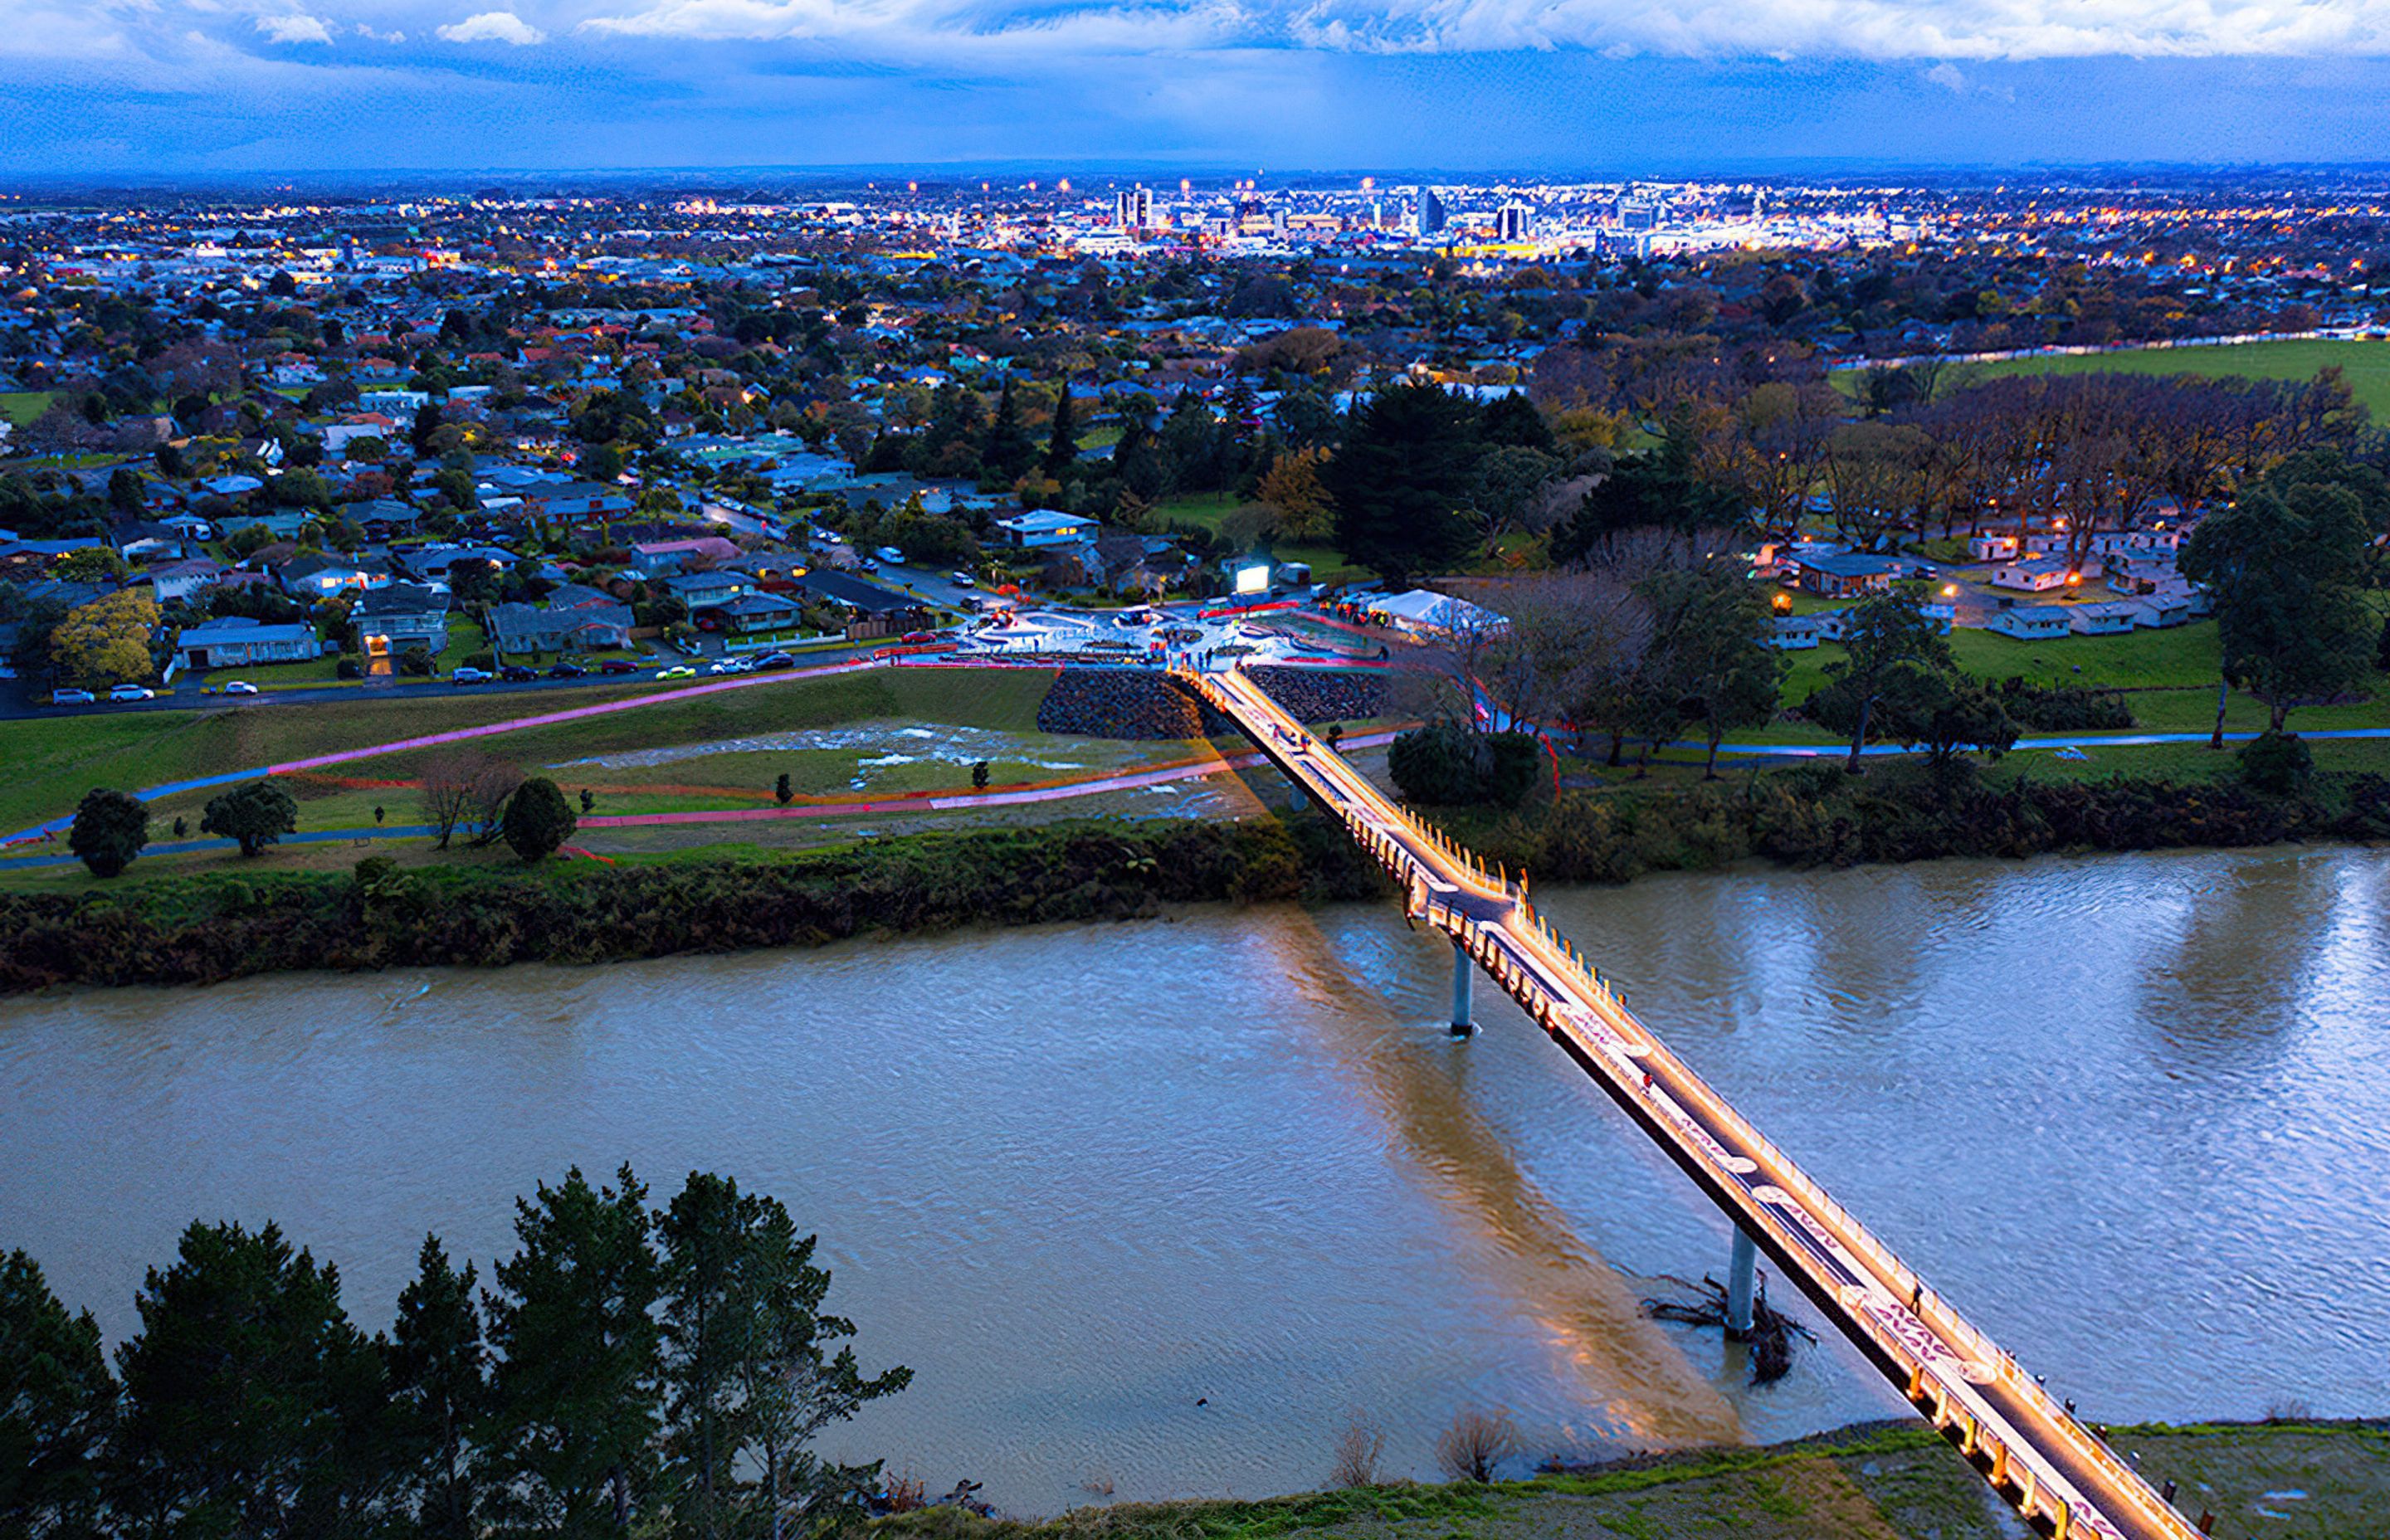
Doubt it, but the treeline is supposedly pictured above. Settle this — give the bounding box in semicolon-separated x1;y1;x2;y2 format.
2;818;1389;993
2;1166;906;1540
1461;759;2390;885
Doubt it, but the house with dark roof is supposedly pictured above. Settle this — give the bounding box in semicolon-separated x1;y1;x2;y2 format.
352;583;451;669
487;599;635;659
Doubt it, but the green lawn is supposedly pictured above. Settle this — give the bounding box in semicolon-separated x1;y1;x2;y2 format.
1148;490;1365;583
0;666;1063;836
0;391;56;428
1842;338;2390;421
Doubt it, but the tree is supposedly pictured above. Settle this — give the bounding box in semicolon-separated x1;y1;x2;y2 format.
971;760;990;791
481;1166;663;1538
1256;446;1334;542
1325;383;1483;581
978;378;1036;483
0;1250;116;1540
1892;675;2020;774
113;1221;388;1539
50;588;158;687
1822;592;1953;773
500;777;577;863
109;466;147;516
1041;387;1079;480
384;1236;488;1540
411;402;444;456
69;786;149;878
2182;475;2376;733
200;780;297;857
1641;568;1785;777
774;773;794;806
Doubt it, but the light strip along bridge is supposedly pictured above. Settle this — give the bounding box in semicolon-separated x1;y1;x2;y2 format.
1184;663;2200;1540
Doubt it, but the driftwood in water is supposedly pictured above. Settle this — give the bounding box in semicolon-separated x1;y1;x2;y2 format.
1641;1272;1816;1384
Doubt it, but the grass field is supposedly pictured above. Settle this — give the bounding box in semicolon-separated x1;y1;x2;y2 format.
1148;490;1366;583
876;1421;2388;1540
0;391;57;427
0;667;1064;837
1839;338;2390;421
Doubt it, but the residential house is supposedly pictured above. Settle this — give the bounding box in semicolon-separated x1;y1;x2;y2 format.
1789;552;1900;599
279;553;391;597
2134;592;2194;628
661;568;754;609
1768;615;1826;650
1991;558;2076;593
633;536;740;576
1970;534;2021;562
149;558;232;605
351;583;452;670
111;522;188;563
713;590;803;636
994;509;1100;549
174;616;321;669
2067;601;2144;636
1988;606;2072;641
486;599;635;659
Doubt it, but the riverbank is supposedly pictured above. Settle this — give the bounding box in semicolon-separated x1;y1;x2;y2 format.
876;1418;2388;1539
7;756;2388;992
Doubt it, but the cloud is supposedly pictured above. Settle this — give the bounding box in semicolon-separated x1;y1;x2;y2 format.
1924;60;1963;89
436;9;544;42
255;12;335;42
354;21;407;38
570;0;2390;61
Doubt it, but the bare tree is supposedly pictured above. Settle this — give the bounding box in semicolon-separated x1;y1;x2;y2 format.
1433;1408;1519;1484
419;750;479;850
1328;1416;1386;1489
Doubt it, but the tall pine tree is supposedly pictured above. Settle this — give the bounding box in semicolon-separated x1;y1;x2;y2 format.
384;1235;488;1540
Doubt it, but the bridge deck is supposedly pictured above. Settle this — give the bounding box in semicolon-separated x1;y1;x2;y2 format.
1187;665;2197;1540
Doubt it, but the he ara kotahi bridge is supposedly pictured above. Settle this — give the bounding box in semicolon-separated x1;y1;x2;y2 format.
1183;661;2207;1540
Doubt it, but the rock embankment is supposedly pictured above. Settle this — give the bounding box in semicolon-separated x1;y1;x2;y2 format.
1247;666;1387;724
1036;669;1225;739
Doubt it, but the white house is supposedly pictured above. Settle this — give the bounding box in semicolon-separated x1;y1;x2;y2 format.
2134;592;2194;628
1988;606;2072;641
2066;600;2143;636
995;509;1101;549
1970;534;2020;562
174;616;320;670
1768;615;1825;650
1992;558;2075;592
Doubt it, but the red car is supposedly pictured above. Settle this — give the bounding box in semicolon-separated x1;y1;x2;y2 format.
598;659;641;675
901;630;939;643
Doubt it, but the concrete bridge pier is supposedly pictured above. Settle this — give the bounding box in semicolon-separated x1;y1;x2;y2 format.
1449;940;1474;1037
1725;1228;1758;1338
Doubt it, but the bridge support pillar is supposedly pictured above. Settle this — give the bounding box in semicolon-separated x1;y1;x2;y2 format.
1725;1229;1758;1339
1449;941;1474;1037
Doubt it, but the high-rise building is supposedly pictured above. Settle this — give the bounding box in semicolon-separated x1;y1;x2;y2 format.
1415;186;1447;237
1115;186;1153;231
1496;202;1534;241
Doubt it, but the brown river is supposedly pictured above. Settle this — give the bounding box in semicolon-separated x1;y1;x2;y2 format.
2;845;2385;1512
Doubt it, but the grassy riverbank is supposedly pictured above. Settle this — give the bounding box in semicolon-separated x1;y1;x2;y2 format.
877;1419;2387;1540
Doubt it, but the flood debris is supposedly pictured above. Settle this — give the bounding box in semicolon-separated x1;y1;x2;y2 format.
1642;1272;1816;1384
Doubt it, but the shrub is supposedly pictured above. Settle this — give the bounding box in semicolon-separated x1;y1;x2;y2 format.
501;777;578;863
1388;724;1539;807
69;787;149;878
200;780;297;857
2237;731;2314;795
1434;1408;1519;1483
1328;1416;1385;1489
335;655;363;680
461;650;495;673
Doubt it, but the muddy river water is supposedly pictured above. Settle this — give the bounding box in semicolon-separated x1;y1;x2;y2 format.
2;845;2384;1511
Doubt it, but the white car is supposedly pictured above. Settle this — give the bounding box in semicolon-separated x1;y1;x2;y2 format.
107;684;156;702
950;572;977;588
222;680;260;696
450;666;492;684
50;687;95;705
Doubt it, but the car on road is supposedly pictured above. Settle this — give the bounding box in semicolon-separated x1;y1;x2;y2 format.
50;687;95;705
900;630;938;644
706;659;746;675
451;666;492;684
221;680;260;695
751;651;796;670
108;684;156;701
545;661;587;679
656;665;697;680
876;546;905;566
598;659;641;675
498;665;539;683
949;571;977;587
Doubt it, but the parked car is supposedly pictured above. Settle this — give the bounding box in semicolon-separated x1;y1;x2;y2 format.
856;559;879;574
50;687;95;705
451;666;492;684
598;659;641;675
706;660;737;675
498;665;539;682
950;572;977;587
546;661;588;679
221;680;260;695
107;684;155;701
876;546;905;565
751;651;796;670
656;665;697;680
900;630;938;644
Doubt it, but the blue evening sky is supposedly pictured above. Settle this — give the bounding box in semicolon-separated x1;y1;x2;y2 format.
4;0;2390;172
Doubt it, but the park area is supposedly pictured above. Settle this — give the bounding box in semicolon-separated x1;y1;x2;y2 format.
1846;338;2390;421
